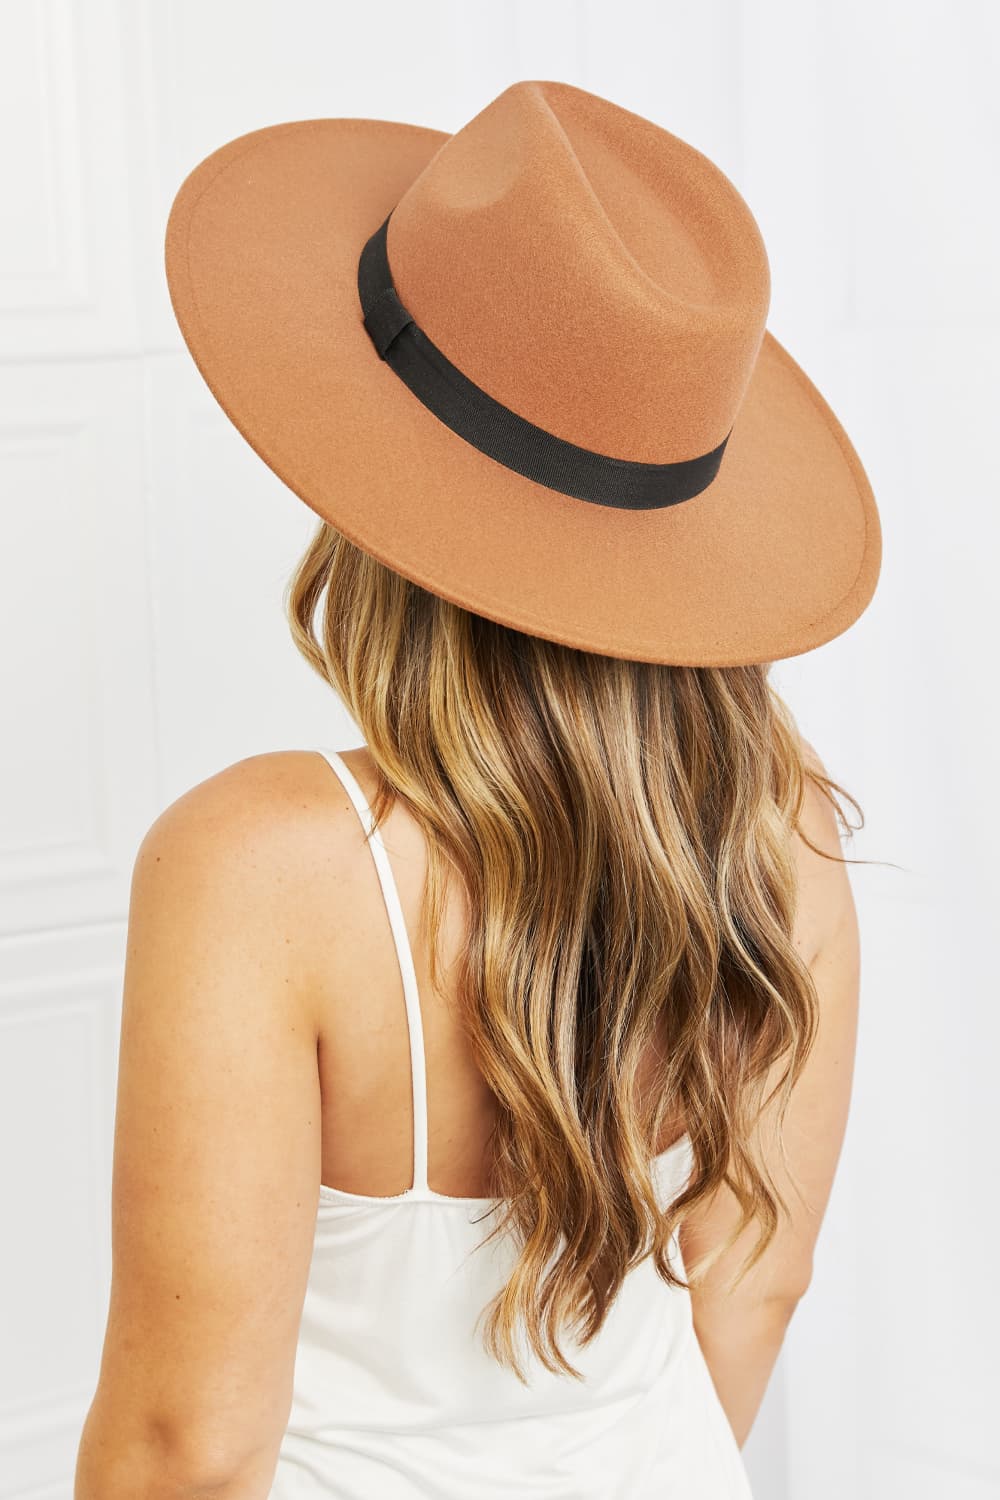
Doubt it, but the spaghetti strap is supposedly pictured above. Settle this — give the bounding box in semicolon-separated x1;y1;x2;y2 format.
314;747;430;1195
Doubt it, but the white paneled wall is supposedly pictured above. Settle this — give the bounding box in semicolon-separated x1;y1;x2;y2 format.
750;5;999;1497
1;4;995;1498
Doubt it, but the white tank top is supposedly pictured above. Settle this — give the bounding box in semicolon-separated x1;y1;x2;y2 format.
268;747;753;1499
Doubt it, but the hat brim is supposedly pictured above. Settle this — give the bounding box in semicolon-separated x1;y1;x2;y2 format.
165;117;881;667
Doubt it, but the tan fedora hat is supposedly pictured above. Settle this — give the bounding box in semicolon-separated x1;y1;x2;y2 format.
164;78;881;666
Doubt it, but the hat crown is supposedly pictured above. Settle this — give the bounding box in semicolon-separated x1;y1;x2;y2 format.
386;80;771;463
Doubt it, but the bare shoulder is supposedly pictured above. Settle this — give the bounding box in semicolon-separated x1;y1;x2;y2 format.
138;748;362;860
791;737;859;968
132;749;370;989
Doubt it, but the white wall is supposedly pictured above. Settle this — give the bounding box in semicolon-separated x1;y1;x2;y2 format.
1;3;996;1497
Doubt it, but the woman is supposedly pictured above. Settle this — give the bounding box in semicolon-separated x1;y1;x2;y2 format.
76;80;880;1498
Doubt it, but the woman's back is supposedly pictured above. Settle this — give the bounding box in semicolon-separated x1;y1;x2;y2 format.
266;744;755;1498
307;743;830;1196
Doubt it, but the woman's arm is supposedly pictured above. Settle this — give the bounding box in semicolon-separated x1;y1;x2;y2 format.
74;757;329;1499
677;745;862;1445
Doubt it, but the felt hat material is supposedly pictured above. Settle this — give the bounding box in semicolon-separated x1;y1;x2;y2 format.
164;79;881;666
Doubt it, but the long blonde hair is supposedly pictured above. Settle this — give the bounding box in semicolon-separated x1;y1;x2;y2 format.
285;519;863;1383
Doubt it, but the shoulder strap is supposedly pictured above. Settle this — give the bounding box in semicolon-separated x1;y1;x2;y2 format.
314;748;430;1194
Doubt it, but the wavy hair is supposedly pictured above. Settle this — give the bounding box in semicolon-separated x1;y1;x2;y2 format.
285;519;864;1383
